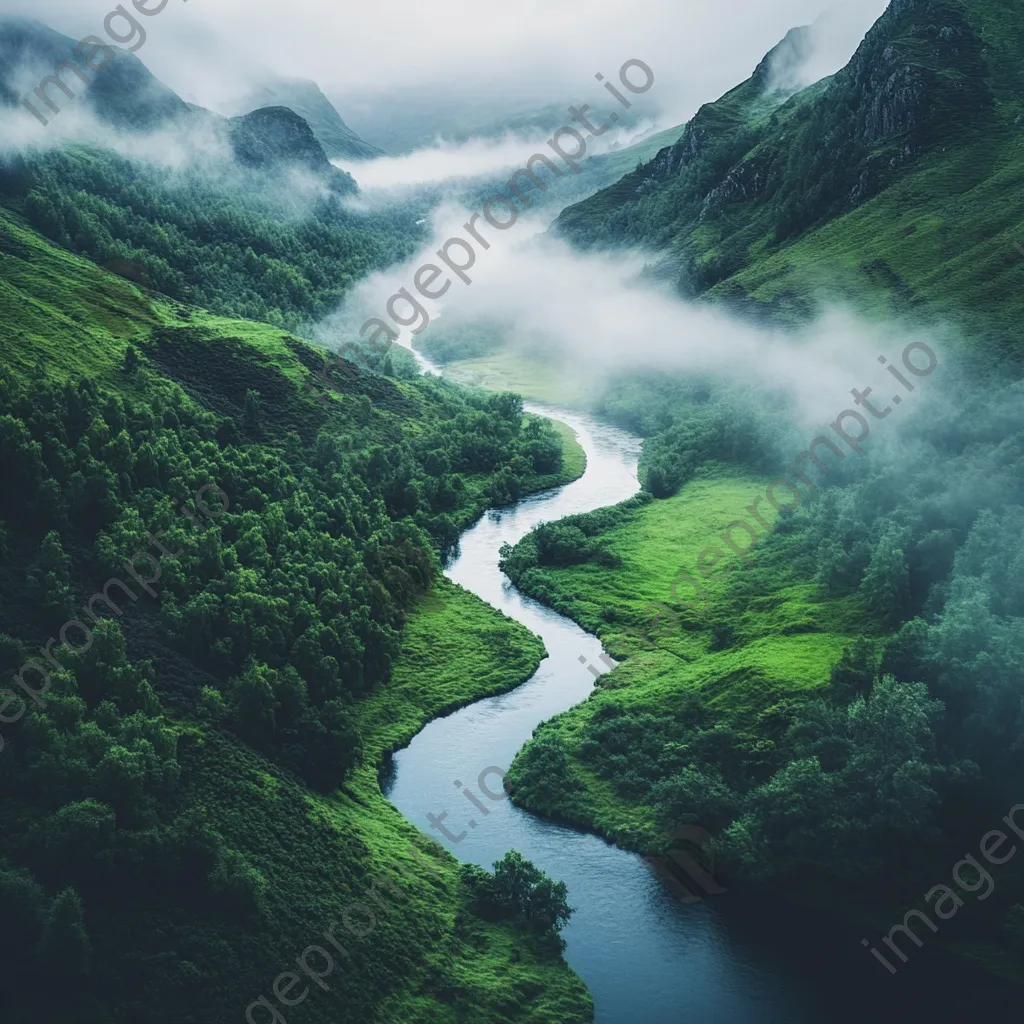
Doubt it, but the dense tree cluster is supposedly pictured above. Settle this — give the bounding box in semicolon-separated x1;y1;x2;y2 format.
0;147;427;330
0;350;568;1017
0;366;563;786
462;851;573;952
509;355;1024;928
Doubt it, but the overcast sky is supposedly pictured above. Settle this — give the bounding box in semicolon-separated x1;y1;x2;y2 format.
15;0;890;130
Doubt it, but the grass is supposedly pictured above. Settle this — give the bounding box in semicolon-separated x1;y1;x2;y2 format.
305;577;592;1024
355;578;547;797
503;468;874;849
0;203;595;1023
712;128;1024;353
547;419;587;483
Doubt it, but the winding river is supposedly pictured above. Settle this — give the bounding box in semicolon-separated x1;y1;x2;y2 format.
383;397;1012;1023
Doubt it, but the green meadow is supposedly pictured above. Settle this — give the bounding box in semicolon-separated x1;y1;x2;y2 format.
502;468;875;849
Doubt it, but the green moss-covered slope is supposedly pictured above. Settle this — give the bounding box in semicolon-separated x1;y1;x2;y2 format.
555;0;1024;356
0;206;592;1023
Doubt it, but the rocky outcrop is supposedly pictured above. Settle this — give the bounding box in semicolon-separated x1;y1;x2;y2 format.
227;106;357;191
828;0;991;157
699;155;769;221
555;0;1001;274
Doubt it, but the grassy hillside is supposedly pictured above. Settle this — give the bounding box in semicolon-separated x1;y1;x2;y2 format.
499;469;874;848
0;205;592;1023
555;0;1024;358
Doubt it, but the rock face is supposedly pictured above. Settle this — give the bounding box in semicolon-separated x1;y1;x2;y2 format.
830;0;990;157
233;78;384;161
555;0;998;276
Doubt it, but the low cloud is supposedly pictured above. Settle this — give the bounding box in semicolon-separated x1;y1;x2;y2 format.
12;1;891;149
333;120;658;193
765;2;890;95
315;198;938;430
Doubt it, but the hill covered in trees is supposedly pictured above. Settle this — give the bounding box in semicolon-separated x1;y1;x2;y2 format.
0;18;426;334
555;0;1024;351
0;159;589;1022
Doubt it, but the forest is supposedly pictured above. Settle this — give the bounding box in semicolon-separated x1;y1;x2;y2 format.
0;144;428;332
0;193;586;1020
500;345;1024;963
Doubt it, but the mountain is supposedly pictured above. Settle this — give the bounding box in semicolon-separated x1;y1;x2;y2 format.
554;0;1024;351
0;18;355;190
226;104;355;188
0;16;189;130
233;77;385;160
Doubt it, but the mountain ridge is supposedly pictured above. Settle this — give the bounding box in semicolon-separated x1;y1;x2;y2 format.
0;17;355;186
553;0;1024;351
229;76;385;160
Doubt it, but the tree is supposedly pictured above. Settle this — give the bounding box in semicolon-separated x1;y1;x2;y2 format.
861;528;911;628
492;851;573;939
27;529;73;617
40;887;90;979
242;389;262;436
228;660;278;742
123;345;139;375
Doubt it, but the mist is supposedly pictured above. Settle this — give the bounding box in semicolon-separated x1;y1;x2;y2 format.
314;196;945;433
10;0;889;150
333;120;658;194
0;97;371;227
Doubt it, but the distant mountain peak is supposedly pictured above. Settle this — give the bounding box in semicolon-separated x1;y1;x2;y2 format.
750;25;816;94
232;77;385;161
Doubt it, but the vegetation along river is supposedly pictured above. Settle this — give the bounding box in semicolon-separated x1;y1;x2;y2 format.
383;399;1010;1023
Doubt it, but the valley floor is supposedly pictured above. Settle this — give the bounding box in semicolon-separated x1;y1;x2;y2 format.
501;465;874;849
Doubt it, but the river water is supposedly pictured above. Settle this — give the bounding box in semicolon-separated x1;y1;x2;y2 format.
383;395;1012;1022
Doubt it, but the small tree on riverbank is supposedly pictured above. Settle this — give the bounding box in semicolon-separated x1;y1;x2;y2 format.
462;851;574;951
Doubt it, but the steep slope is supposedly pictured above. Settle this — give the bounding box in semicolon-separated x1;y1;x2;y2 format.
235;77;385;160
0;16;190;130
0;206;591;1024
555;0;1024;350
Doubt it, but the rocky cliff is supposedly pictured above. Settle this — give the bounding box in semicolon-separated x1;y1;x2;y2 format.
555;0;1002;301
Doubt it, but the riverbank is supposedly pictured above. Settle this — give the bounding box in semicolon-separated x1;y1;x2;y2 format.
340;575;593;1022
500;464;871;849
498;460;1024;1007
384;408;894;1024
